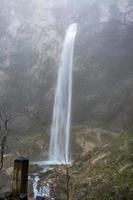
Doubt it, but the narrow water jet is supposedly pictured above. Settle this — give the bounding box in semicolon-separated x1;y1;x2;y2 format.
49;23;77;164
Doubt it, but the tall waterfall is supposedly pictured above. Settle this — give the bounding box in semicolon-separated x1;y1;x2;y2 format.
49;23;77;164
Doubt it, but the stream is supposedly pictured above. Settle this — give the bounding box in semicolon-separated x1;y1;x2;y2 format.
32;176;50;198
29;166;54;199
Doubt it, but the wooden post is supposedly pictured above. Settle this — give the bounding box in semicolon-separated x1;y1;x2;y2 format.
12;157;29;199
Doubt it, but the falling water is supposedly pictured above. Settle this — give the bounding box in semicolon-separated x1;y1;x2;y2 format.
49;23;77;164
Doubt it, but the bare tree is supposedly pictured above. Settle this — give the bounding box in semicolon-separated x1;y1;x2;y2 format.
0;105;12;170
0;105;30;171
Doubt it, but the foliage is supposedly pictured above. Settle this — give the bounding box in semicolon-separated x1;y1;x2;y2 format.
70;132;133;199
52;130;133;200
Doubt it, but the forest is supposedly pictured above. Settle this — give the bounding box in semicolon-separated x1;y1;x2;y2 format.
0;0;133;199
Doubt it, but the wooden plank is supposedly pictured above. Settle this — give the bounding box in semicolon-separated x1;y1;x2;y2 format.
12;157;29;199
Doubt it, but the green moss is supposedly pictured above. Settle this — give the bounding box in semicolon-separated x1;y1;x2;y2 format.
69;131;133;199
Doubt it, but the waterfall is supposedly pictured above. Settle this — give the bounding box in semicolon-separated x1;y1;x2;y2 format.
49;23;77;164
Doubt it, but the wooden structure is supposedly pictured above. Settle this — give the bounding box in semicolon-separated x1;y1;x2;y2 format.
0;157;47;200
12;157;29;200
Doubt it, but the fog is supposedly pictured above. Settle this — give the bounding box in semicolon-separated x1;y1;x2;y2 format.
0;0;133;131
0;0;133;198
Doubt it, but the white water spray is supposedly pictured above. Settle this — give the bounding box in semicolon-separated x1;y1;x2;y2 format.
49;23;77;164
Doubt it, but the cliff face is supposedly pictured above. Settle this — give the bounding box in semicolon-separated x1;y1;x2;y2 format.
0;0;133;132
0;0;60;126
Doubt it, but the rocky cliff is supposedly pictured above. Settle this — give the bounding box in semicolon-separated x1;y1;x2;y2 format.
0;0;133;133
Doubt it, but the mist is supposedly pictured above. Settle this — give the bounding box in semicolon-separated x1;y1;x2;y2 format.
0;0;133;199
